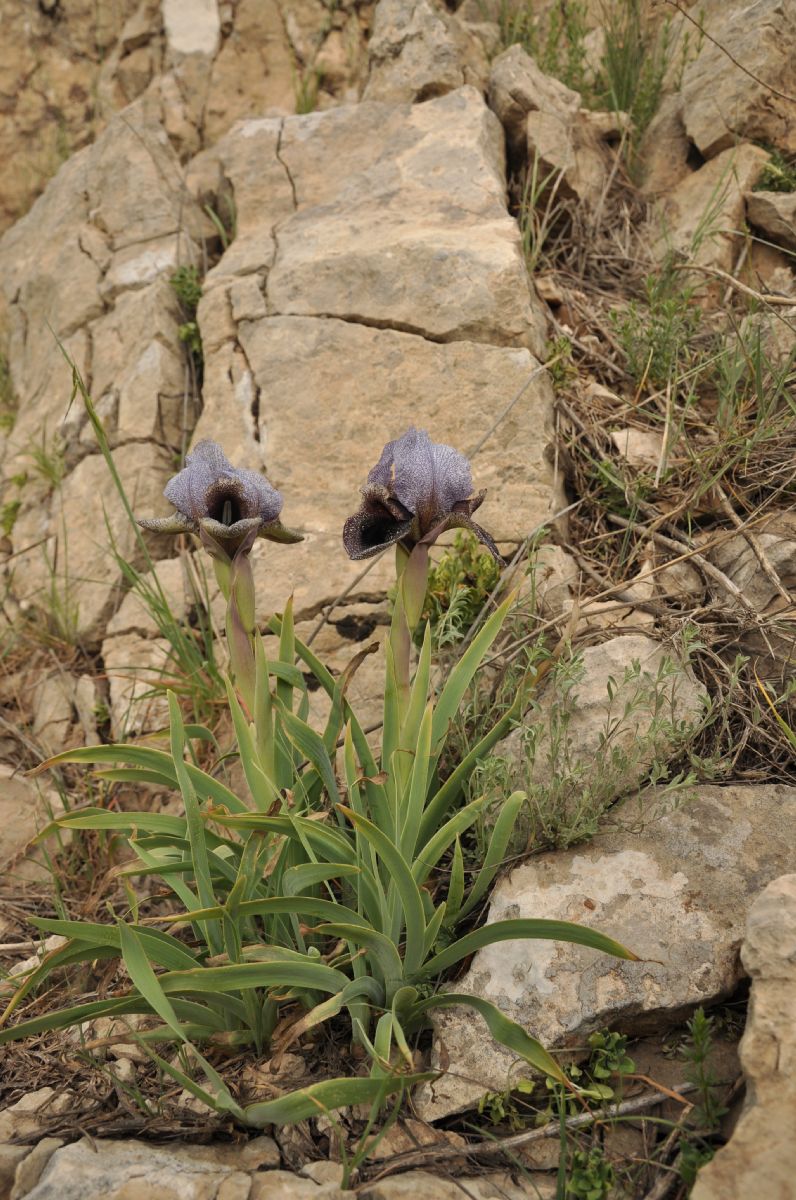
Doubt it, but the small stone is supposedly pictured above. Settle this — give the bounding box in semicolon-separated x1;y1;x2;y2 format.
10;1138;64;1200
300;1161;344;1186
363;0;487;104
609;427;665;469
162;0;221;58
746;189;796;252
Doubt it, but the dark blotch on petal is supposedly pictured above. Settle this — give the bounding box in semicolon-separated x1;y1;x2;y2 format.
342;493;414;560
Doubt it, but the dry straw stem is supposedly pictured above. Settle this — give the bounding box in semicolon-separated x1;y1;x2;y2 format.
365;1082;698;1178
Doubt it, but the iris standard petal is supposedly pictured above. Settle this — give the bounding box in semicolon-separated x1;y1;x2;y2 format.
163;440;232;521
389;429;473;522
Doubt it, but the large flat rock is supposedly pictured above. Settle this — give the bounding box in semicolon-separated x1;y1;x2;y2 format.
418;783;796;1119
199;87;547;354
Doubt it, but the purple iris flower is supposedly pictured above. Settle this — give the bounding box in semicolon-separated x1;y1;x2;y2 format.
342;428;501;562
139;440;301;555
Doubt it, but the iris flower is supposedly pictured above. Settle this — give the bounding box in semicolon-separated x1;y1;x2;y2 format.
342;428;501;562
139;440;301;556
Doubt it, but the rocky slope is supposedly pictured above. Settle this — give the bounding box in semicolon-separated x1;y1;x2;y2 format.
1;0;796;1196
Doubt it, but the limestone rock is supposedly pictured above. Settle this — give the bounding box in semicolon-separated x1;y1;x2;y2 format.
651;143;769;272
418;783;796;1119
680;0;796;158
20;1139;292;1200
10;1138;65;1200
0;766;62;883
692;874;796;1200
746;189;796;251
162;0;221;59
363;0;488;104
360;1171;556;1199
102;634;173;739
707;510;796;673
267;89;545;350
487;45;611;206
0;0;144;234
488;44;580;162
638;95;693;196
105;557;193;638
0;1088;74;1144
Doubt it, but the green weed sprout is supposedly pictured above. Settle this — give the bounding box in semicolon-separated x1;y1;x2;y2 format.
1;428;637;1128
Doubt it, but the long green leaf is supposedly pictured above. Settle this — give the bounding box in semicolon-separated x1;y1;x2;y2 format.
168;693;221;955
243;1072;436;1127
282;863;360;896
0;996;225;1045
430;593;514;748
118;922;187;1043
414;993;568;1084
339;806;426;979
399;702;433;862
317;922;402;991
411;793;487;886
30;745;248;814
157;959;351;997
225;677;279;811
418;688;523;843
30;918;199;971
161;895;367;929
277;703;340;804
420;918;639;978
455;790;526;923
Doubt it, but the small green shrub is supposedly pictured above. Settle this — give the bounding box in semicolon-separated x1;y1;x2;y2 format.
611;273;702;388
418;531;502;649
753;150;796;193
170;265;204;375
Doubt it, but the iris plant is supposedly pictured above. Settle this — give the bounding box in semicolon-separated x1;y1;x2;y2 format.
4;430;637;1134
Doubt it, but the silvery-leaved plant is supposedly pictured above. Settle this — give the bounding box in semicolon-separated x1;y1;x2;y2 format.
343;427;502;563
139;440;302;560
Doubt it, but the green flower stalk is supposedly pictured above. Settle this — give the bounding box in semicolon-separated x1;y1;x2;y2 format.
139;440;302;709
343;428;503;703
